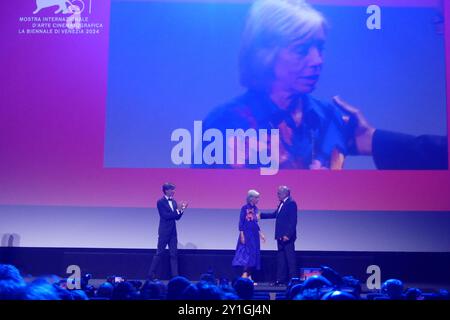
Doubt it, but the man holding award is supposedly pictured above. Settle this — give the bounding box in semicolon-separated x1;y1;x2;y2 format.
148;183;188;279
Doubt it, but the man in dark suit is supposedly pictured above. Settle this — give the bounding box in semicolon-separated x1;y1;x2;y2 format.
259;186;298;285
148;183;187;279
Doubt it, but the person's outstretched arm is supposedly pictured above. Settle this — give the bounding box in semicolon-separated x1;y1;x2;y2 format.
259;210;277;220
372;130;448;170
333;96;448;170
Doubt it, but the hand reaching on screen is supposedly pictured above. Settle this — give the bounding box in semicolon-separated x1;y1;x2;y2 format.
333;96;375;156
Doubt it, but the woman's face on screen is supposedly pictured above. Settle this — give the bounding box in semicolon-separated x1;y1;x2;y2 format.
272;27;325;95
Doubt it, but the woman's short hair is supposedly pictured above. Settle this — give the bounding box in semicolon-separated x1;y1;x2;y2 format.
247;189;260;202
239;0;326;90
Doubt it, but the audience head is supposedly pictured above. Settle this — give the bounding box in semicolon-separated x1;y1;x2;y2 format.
341;275;362;297
97;282;114;299
405;288;423;301
0;264;24;284
0;280;26;300
287;283;303;300
438;289;449;300
200;273;217;285
233;277;254;300
293;288;322;300
302;275;332;291
167;276;191;300
196;281;224;300
320;266;343;287
321;290;356;300
381;279;404;300
25;280;61;300
52;284;74;300
83;284;96;298
111;281;137;300
141;280;163;299
71;289;89;300
181;283;199;300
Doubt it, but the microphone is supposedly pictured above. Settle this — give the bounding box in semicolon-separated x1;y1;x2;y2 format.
303;110;321;164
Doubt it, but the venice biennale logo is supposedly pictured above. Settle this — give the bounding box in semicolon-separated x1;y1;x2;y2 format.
18;0;102;35
33;0;91;15
33;0;91;30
